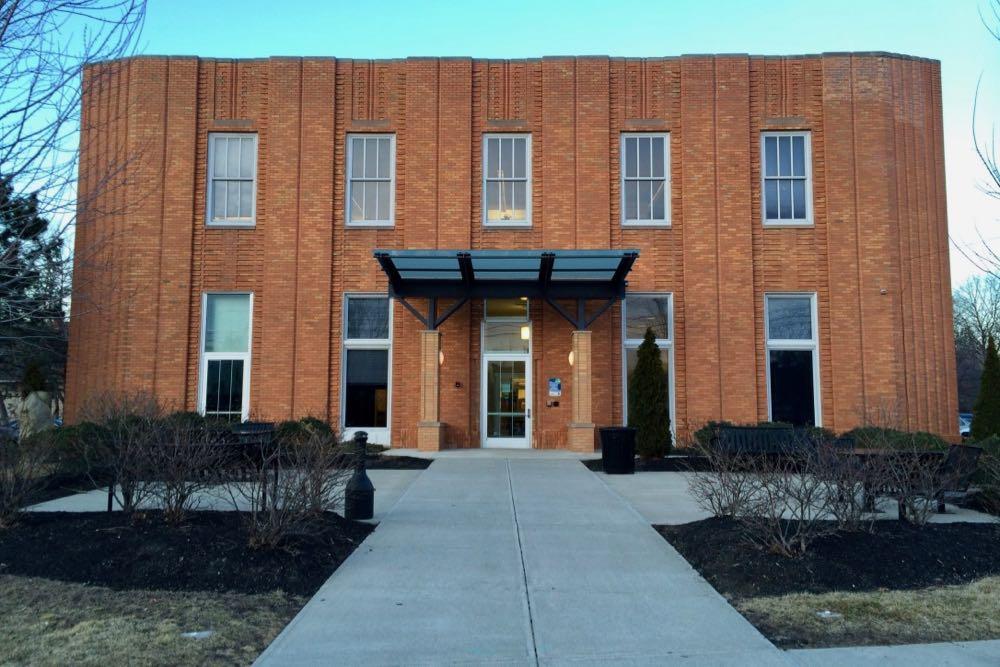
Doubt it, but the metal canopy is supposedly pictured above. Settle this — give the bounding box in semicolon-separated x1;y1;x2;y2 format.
373;249;639;331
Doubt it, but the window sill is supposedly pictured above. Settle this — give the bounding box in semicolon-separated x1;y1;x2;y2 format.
206;222;256;230
622;222;671;229
346;223;395;229
763;220;813;228
483;222;532;229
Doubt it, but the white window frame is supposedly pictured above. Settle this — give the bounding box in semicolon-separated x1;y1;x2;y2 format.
206;133;258;228
761;130;813;227
620;132;671;227
764;292;822;426
197;292;253;421
482;133;532;227
341;294;393;446
345;134;396;228
621;293;675;435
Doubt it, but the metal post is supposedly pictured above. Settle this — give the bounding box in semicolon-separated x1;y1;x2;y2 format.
344;431;375;520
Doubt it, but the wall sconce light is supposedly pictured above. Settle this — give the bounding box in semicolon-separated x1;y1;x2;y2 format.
520;325;530;340
568;350;575;366
439;350;444;365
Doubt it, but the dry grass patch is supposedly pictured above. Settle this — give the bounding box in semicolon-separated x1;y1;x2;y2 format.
0;574;305;666
738;576;1000;648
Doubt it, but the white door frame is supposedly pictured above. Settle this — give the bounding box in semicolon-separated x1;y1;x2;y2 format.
481;351;532;449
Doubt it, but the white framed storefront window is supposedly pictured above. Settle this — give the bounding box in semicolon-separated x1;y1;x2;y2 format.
621;293;674;433
198;292;253;421
764;293;821;426
341;294;392;445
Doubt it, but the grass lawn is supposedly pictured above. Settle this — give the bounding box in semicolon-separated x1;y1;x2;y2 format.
0;574;305;666
738;576;1000;648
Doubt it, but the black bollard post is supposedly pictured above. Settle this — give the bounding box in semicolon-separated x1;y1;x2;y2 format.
344;431;375;520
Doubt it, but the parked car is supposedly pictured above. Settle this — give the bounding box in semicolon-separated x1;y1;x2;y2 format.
959;412;973;439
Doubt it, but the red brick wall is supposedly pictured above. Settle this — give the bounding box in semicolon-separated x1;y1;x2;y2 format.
65;53;958;445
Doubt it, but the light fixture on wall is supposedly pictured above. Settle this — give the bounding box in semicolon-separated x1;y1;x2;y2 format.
439;350;444;365
520;325;530;340
568;350;574;366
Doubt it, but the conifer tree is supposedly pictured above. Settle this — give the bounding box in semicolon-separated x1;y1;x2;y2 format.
627;327;671;458
972;334;1000;440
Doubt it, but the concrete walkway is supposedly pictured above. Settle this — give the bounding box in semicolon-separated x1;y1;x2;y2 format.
255;458;786;665
788;639;1000;666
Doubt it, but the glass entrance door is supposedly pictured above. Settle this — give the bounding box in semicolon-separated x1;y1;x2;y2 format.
483;356;530;448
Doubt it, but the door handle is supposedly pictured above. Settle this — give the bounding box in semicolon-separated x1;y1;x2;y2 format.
527;408;531;418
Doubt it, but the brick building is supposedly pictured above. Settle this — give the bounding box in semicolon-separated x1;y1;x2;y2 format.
66;52;957;450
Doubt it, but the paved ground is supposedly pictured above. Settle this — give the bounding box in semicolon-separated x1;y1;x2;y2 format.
788;640;1000;666
598;470;999;525
255;458;786;666
27;469;421;524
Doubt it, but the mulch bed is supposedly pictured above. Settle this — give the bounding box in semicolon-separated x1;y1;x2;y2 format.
365;454;432;470
656;517;1000;599
0;511;373;596
582;452;710;473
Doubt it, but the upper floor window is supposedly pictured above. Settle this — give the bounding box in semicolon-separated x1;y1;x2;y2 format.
483;134;531;226
761;131;812;226
207;133;257;227
347;134;395;227
621;133;670;226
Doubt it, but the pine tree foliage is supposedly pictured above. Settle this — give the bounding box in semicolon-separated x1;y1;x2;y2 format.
627;327;671;458
973;334;1000;440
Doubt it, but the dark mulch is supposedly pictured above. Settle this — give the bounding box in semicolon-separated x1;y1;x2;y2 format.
365;454;432;470
582;452;710;473
656;517;1000;599
0;511;373;596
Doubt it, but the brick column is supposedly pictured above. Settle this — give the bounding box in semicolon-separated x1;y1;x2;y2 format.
417;330;444;450
567;330;595;452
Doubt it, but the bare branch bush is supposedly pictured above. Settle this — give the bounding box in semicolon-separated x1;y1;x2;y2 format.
225;424;354;549
0;430;53;527
145;414;228;524
686;436;758;518
78;389;160;513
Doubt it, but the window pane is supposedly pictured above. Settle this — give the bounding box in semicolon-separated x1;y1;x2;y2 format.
638;137;651;178
792;179;806;219
239;181;253;218
351;137;364;178
624;181;638;220
513;138;526;178
486;298;528;319
484;321;530;353
227;138;240;178
651;137;665;178
638;180;652;220
778;136;791;177
651;180;665;220
512;181;526;218
364;180;377;220
486;181;501;220
377;137;391;179
764;180;778;220
350;181;364;221
364;138;378;178
205;358;245;420
487;138;500;178
204;294;250;353
792;136;806;177
625;295;670;340
625;138;637;178
769;349;815;427
212;181;227;219
626;346;669;420
767;297;812;340
226;181;240;219
377;181;390;221
346;297;389;339
213;138;227;177
345;349;388;428
779;180;792;219
501;181;513;217
764;136;778;177
501;138;513;178
240;138;255;178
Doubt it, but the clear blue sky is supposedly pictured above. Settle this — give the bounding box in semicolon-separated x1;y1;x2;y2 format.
141;0;999;286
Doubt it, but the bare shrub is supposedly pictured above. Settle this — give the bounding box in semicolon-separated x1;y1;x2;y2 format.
79;390;161;513
225;421;354;549
0;432;53;527
146;414;228;524
686;438;758;518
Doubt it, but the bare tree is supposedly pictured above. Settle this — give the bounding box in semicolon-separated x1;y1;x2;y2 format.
0;1;146;406
954;274;1000;409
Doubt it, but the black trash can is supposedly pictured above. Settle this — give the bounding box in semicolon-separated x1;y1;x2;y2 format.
600;427;636;474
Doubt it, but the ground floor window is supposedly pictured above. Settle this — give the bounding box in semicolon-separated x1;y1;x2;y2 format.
765;293;820;427
199;293;252;421
342;295;391;429
622;293;673;429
